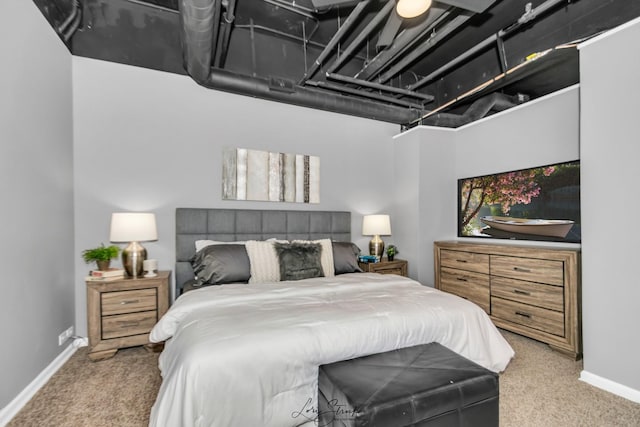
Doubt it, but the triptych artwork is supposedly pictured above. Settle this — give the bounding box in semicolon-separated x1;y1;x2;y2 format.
222;148;320;203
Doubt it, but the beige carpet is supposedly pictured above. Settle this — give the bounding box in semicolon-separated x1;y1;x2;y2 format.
7;331;640;426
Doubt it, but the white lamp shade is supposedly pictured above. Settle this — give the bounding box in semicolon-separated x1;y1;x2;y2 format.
396;0;432;19
362;214;392;236
110;212;158;242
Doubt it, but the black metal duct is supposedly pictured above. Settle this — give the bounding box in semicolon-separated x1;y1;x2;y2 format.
420;93;525;127
179;0;422;124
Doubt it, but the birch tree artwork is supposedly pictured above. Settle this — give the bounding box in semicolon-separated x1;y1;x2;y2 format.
222;147;320;204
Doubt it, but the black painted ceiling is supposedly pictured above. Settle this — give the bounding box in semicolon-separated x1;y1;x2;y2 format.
34;0;640;128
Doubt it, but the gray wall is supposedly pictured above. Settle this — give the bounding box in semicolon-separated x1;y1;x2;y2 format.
579;18;640;394
393;127;456;284
0;0;75;409
392;86;580;287
71;56;400;335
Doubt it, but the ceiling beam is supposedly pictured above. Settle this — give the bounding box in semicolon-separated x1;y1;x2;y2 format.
326;0;396;74
299;0;372;84
354;6;449;81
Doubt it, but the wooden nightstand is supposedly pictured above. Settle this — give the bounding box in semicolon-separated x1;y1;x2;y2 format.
359;259;408;277
86;271;171;361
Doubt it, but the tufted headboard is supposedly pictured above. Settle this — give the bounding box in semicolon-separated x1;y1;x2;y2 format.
175;208;351;295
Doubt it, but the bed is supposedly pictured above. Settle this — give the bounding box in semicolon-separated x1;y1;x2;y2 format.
149;208;514;427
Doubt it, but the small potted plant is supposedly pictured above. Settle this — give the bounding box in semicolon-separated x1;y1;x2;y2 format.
386;245;398;261
82;243;120;271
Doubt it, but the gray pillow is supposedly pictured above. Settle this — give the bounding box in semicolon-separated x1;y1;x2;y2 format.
332;242;363;274
274;242;324;281
190;244;251;286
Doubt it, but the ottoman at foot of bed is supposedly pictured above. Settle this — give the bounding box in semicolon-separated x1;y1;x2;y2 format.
318;342;499;427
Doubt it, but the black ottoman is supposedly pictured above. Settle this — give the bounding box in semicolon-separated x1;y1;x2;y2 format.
318;342;499;427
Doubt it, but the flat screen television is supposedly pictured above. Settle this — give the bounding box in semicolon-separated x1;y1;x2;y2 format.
458;160;580;243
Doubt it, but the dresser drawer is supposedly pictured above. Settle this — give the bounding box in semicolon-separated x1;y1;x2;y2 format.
440;250;489;275
101;311;157;340
490;255;564;286
491;297;564;336
491;276;563;312
101;289;157;316
440;267;490;313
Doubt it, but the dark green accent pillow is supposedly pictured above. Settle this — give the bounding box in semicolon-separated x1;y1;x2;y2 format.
190;244;251;286
274;242;324;281
332;242;363;274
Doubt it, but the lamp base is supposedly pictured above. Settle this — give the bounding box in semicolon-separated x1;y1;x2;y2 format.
369;235;385;258
122;241;147;278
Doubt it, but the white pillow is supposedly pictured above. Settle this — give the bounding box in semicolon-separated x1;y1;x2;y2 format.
195;240;245;252
245;240;281;284
293;238;335;277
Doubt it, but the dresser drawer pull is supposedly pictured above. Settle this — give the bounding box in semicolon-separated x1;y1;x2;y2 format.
515;311;531;318
117;320;140;327
120;299;140;305
456;277;468;282
513;289;531;296
456;259;468;263
513;267;531;273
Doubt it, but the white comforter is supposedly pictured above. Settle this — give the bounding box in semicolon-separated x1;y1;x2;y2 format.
149;273;514;427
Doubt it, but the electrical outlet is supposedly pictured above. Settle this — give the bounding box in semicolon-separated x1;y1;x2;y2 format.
58;326;74;346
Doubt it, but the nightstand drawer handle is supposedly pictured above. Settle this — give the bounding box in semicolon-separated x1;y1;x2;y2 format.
515;311;531;318
456;259;468;263
117;320;140;327
513;267;531;273
513;289;530;296
456;277;468;282
120;299;140;305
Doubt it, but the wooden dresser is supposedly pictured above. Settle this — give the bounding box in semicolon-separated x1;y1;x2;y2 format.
86;271;171;361
434;241;581;359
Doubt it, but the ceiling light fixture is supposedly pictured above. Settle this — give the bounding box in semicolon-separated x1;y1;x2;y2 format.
396;0;432;19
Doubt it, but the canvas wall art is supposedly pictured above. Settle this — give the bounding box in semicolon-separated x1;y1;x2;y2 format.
223;148;320;203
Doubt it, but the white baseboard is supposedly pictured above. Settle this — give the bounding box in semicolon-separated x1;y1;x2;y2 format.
0;338;87;427
580;370;640;403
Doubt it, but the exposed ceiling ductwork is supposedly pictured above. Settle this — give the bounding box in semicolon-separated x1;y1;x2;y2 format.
34;0;640;128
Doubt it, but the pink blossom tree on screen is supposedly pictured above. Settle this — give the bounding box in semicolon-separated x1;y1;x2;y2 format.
460;166;555;229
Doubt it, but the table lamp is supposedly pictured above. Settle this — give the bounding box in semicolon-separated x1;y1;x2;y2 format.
362;214;391;258
110;212;158;278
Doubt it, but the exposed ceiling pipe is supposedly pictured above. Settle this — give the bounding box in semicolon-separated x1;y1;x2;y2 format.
420;92;524;127
268;0;320;15
179;0;420;124
307;80;424;109
262;0;317;19
58;0;81;43
179;0;222;83
355;6;450;81
299;0;372;84
408;0;569;90
201;68;421;123
235;24;328;51
326;72;434;101
215;0;237;67
326;0;396;74
377;10;474;83
57;0;79;34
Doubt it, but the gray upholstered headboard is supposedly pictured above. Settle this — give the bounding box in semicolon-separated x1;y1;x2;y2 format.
175;208;351;295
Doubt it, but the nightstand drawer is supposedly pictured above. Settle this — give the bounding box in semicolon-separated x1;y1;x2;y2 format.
440;267;490;313
491;276;563;312
375;266;404;275
101;311;157;340
490;255;564;286
358;259;408;277
440;249;489;275
101;289;157;316
491;297;564;336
